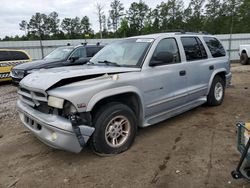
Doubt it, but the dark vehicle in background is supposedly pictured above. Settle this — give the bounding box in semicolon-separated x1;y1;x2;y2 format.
10;44;104;84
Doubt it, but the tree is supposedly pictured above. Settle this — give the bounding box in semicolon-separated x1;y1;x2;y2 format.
204;0;224;34
47;12;60;36
127;1;150;35
237;0;250;33
167;0;184;30
61;17;82;38
117;18;130;37
95;3;105;39
19;20;29;36
152;9;160;33
184;0;205;32
61;18;72;35
81;16;92;34
109;0;124;33
28;13;50;39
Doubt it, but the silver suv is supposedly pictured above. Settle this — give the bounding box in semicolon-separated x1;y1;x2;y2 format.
17;32;232;154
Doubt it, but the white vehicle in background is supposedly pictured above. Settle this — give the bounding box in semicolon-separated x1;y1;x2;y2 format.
239;44;250;65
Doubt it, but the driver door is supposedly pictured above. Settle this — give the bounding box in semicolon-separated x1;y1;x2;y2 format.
143;38;189;123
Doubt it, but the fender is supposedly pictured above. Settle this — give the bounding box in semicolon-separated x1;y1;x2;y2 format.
86;86;145;125
206;68;227;95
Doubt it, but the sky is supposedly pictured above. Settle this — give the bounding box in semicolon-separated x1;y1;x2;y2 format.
0;0;190;38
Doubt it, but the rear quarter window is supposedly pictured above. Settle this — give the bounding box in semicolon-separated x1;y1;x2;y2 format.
0;51;29;61
203;37;226;57
10;51;29;60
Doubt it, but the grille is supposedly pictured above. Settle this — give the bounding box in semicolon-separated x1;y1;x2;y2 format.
18;87;48;107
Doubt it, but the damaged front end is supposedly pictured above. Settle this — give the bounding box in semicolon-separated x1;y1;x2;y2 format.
17;86;95;153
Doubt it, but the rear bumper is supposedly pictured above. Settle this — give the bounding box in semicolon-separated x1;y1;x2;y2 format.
17;100;95;153
226;72;232;87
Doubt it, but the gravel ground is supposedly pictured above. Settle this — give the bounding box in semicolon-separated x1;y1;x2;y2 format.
0;64;250;188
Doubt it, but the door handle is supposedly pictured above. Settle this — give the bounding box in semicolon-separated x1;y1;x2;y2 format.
209;65;214;70
179;70;186;76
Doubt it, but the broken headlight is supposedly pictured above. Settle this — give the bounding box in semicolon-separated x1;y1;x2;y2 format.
63;101;78;116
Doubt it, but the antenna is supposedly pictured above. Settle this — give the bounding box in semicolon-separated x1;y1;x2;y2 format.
67;43;71;46
96;42;100;46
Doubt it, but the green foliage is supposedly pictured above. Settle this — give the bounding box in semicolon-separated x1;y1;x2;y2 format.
109;0;124;33
2;0;250;41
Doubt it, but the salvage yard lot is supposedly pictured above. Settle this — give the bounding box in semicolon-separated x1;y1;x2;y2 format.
0;64;250;188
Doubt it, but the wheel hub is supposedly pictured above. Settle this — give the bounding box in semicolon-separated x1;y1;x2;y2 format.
105;115;131;148
214;82;223;101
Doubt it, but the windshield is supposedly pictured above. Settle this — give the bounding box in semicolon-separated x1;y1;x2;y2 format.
90;38;153;67
44;47;74;60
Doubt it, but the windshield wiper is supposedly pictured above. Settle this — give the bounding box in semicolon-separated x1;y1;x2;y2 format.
98;60;120;67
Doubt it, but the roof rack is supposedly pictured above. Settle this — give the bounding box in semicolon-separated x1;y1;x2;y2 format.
159;29;186;34
81;42;87;46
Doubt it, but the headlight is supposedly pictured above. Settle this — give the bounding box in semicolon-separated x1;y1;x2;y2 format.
11;69;24;78
48;96;64;109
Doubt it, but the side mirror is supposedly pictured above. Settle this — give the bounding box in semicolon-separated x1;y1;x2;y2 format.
69;56;79;63
150;51;174;67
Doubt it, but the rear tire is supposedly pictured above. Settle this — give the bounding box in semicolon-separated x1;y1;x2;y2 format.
91;102;137;155
207;76;225;106
240;53;249;65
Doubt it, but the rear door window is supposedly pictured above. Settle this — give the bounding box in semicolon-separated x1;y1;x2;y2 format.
181;37;208;61
9;51;29;60
203;37;226;57
86;47;100;57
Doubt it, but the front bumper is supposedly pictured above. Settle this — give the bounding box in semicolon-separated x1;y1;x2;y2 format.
17;100;95;153
226;72;232;87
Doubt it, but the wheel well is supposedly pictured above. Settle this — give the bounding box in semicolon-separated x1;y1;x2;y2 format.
90;93;142;124
242;50;247;54
215;72;226;85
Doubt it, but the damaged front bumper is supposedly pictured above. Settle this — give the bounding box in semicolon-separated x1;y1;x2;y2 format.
17;100;95;153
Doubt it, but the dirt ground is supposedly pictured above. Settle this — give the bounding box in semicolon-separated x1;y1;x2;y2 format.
1;64;250;188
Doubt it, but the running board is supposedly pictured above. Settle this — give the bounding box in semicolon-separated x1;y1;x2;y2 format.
143;97;207;127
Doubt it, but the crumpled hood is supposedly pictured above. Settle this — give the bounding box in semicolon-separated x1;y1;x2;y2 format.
20;65;141;91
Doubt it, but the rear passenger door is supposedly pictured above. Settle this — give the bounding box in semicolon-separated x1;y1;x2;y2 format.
180;36;211;101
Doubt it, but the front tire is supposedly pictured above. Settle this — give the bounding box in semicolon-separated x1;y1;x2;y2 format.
91;102;137;154
207;76;225;106
240;53;249;65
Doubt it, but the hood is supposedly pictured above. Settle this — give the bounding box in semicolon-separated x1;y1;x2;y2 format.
13;59;62;70
20;65;141;91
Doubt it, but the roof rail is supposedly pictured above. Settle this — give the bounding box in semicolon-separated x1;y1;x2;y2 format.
162;29;186;34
